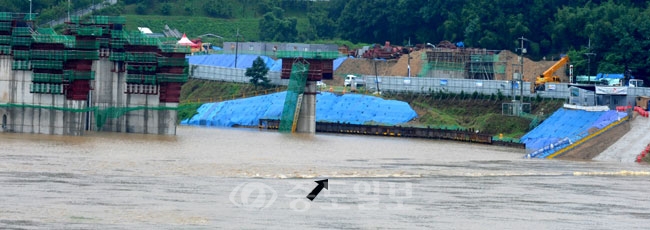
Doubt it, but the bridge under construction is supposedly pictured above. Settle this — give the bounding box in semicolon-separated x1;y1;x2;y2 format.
0;13;189;135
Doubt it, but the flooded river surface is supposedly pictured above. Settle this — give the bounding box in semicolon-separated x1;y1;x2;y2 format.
1;126;649;229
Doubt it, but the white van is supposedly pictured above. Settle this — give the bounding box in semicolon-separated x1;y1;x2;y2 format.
344;75;365;87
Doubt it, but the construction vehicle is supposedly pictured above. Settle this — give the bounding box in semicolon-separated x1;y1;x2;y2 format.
361;41;402;59
535;55;569;91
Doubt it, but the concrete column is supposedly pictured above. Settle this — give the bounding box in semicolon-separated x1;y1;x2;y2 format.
296;81;317;133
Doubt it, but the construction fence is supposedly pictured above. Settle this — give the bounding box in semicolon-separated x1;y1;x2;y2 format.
191;64;287;86
189;65;650;101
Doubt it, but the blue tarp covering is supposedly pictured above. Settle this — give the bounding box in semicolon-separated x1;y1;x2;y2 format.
181;92;417;127
521;108;625;152
596;73;624;79
187;54;276;69
332;56;349;71
188;54;348;72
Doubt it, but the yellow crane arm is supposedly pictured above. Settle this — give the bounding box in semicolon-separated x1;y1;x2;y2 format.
541;56;569;79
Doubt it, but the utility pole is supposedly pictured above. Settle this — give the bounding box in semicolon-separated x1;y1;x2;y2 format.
584;39;596;84
374;53;380;93
29;0;32;20
68;0;70;21
234;28;240;68
518;36;528;103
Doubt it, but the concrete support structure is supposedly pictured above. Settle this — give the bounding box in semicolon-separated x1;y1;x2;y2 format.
296;81;317;133
91;58;177;135
0;56;87;135
0;55;179;136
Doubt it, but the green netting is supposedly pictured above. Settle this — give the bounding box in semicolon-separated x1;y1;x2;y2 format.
31;60;63;70
0;22;11;31
157;57;188;67
126;52;158;62
0;12;12;21
69;15;81;24
0;45;10;54
127;36;160;46
109;52;125;61
126;65;157;72
12;50;30;60
33;73;64;83
430;62;465;71
77;27;103;36
11;36;32;46
66;50;99;60
91;16;125;24
470;54;498;62
111;30;124;39
98;38;110;48
158;44;191;54
32;50;66;61
75;40;99;49
126;74;157;84
30;83;64;94
64;70;95;81
157;73;188;83
12;60;30;70
276;51;339;59
0;36;9;45
24;13;35;21
418;63;432;77
110;39;125;49
36;28;56;35
494;63;506;74
0;103;180;131
12;27;31;36
32;35;75;47
279;60;309;133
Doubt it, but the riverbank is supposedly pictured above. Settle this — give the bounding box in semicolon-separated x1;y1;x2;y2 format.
179;80;564;139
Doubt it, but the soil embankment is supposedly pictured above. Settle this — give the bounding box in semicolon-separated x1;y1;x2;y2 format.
556;118;631;160
332;49;567;83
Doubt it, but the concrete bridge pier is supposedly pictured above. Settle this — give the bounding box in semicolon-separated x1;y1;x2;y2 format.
296;81;317;133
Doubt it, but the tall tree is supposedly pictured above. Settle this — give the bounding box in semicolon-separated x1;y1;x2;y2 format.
246;57;270;89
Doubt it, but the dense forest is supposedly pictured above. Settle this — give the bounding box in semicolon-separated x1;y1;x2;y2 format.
2;0;650;80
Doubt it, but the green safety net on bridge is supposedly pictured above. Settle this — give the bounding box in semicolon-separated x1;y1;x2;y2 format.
278;60;309;133
0;103;183;130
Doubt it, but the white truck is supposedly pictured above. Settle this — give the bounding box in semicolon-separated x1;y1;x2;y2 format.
344;75;365;87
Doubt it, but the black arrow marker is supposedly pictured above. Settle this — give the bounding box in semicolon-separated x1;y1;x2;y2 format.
306;179;328;201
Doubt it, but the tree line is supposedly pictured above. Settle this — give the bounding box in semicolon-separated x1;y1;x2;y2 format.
2;0;650;80
302;0;650;80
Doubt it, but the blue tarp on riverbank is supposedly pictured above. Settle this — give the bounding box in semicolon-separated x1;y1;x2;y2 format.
521;108;625;152
181;92;417;127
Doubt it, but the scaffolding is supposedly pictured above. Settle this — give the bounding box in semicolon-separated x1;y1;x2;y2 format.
419;48;506;80
279;60;309;132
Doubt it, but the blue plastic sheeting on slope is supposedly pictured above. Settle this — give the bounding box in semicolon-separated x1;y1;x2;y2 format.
270;60;283;72
315;93;416;125
269;56;350;72
181;92;418;127
332;56;348;71
186;54;276;69
521;108;627;152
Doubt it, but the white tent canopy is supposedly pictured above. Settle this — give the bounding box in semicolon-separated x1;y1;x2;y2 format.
177;33;196;46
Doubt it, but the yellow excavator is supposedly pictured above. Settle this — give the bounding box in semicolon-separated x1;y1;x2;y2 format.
535;55;569;91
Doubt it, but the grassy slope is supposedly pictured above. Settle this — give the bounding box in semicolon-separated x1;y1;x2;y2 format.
180;80;564;138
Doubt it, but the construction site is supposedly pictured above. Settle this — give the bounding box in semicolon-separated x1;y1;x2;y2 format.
333;41;568;88
0;13;189;135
